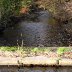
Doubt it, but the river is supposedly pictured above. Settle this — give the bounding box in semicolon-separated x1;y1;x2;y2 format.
0;66;72;72
0;10;72;47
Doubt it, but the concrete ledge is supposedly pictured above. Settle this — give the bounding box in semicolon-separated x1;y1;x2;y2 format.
0;56;72;66
59;59;72;66
0;57;20;65
20;56;58;66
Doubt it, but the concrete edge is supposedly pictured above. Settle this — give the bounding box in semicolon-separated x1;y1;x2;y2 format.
0;56;72;66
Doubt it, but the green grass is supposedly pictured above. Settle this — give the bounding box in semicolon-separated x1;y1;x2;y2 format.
0;46;71;55
0;46;71;58
57;47;71;55
0;46;51;52
0;46;18;51
0;46;51;57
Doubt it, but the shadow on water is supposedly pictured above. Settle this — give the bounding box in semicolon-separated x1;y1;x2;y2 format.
0;10;72;47
0;66;72;72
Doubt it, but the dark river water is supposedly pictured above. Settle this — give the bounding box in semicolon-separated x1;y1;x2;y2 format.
0;10;72;47
0;66;72;72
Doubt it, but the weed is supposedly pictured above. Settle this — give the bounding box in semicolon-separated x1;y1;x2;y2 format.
0;46;17;51
57;47;70;55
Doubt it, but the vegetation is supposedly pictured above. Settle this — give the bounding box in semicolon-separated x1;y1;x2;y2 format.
0;46;51;52
0;0;72;57
0;46;71;53
0;46;71;58
0;0;33;30
0;46;51;57
0;0;21;27
37;0;72;20
0;46;18;51
57;47;71;55
0;0;72;29
0;0;33;16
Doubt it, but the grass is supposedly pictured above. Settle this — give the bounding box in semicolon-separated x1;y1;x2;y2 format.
57;47;71;55
0;46;71;57
0;46;18;51
0;46;51;55
0;46;71;52
0;46;51;57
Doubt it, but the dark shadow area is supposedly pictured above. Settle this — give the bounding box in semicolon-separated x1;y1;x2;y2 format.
0;66;72;72
0;9;72;47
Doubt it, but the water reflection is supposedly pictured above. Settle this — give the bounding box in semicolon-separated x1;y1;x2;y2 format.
0;66;72;72
3;10;72;47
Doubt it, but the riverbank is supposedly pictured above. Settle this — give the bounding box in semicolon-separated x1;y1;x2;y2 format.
0;47;72;72
0;47;72;59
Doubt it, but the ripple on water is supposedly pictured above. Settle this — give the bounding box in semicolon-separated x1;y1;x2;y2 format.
3;11;72;46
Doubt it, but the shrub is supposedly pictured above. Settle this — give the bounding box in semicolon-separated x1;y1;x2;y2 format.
0;0;33;29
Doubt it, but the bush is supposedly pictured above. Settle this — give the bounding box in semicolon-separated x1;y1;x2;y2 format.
0;0;33;29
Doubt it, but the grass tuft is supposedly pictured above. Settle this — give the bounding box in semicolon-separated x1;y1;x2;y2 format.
0;46;18;51
57;47;70;55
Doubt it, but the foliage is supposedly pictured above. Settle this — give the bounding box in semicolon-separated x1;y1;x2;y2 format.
31;47;39;52
21;0;33;8
0;46;71;58
0;0;21;28
0;0;33;29
0;0;33;16
0;46;51;54
0;46;18;51
57;47;70;55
